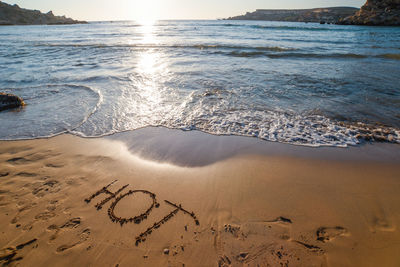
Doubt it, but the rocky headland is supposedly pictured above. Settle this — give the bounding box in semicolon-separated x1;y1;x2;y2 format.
338;0;400;25
0;1;86;25
225;7;359;24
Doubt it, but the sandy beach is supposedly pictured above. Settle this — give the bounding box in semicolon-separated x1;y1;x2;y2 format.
1;0;400;266
0;130;399;266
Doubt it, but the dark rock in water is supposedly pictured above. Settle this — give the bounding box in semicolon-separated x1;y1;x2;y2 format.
0;1;87;25
0;93;25;111
338;0;400;26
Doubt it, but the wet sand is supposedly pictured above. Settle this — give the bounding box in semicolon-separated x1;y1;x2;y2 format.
0;130;399;266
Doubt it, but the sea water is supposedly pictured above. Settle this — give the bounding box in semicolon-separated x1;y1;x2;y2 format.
0;20;399;146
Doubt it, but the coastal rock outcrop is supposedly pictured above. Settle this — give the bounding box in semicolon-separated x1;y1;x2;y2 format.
0;93;25;111
338;0;400;25
0;1;87;25
225;7;359;24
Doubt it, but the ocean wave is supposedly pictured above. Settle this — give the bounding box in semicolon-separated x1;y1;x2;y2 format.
268;53;368;59
223;51;400;60
32;43;296;52
225;51;368;59
69;86;400;147
227;51;268;57
1;84;399;147
162;99;400;147
69;85;103;133
31;43;399;61
208;23;242;27
378;53;400;60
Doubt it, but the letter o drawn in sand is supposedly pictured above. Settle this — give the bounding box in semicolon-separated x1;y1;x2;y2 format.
107;190;159;226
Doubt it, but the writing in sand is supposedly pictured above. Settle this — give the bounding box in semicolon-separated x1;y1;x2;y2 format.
84;180;200;246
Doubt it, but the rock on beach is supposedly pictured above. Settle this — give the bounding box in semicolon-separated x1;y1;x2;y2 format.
0;93;25;111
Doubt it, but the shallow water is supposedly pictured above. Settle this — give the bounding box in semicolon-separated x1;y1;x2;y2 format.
0;20;399;146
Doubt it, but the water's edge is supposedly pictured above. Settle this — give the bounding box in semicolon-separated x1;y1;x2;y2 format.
2;126;399;167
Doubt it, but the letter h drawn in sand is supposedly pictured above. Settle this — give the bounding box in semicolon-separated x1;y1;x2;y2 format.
84;180;129;210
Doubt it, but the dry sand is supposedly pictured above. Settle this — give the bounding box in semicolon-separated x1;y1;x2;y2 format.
0;133;399;266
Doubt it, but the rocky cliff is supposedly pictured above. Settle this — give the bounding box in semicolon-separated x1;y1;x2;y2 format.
225;7;359;24
338;0;400;25
0;1;86;25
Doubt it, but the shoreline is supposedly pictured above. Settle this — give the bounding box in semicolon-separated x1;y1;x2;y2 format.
1;132;400;266
1;126;400;166
105;127;400;166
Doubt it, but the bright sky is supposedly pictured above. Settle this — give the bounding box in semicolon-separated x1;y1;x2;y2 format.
4;0;365;21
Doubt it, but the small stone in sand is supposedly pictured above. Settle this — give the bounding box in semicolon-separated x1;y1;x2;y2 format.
163;248;169;255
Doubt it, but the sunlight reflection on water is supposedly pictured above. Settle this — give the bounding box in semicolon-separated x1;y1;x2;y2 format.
127;22;170;126
0;20;399;146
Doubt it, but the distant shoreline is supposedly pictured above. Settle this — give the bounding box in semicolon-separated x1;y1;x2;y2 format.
225;1;400;26
225;7;359;24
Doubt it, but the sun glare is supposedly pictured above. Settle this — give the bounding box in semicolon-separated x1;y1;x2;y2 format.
128;0;160;25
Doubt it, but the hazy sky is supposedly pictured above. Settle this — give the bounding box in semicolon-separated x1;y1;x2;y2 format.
4;0;365;21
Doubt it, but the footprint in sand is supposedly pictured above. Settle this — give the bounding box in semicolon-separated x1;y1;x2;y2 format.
11;215;20;224
222;218;291;239
45;163;64;168
14;203;58;231
1;146;32;155
211;217;326;266
215;218;291;264
9;202;38;227
46;217;90;253
293;240;324;254
48;217;82;241
21;152;50;161
32;180;60;197
316;226;348;242
17;201;38;212
22;221;35;231
56;228;91;252
0;172;9;177
0;239;37;265
268;216;292;224
6;157;31;165
371;216;396;232
237;244;290;266
0;189;9;195
16;172;38;177
35;211;56;221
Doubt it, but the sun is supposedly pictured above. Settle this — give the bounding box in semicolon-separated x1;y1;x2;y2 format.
137;17;156;26
127;0;161;24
